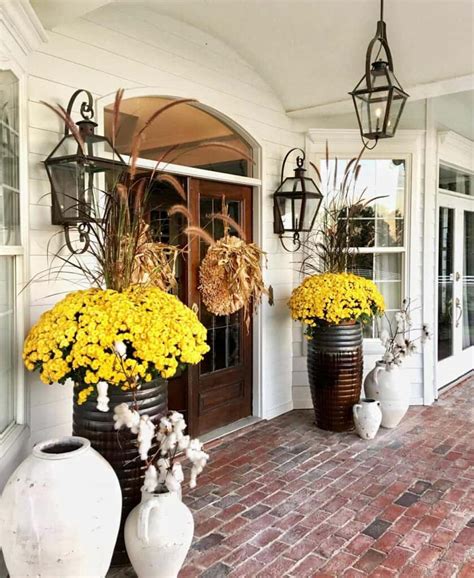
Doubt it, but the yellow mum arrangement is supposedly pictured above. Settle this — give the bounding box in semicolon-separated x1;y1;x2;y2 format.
23;286;209;400
289;272;385;336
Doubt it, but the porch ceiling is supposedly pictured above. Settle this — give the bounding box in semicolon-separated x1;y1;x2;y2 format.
31;0;474;114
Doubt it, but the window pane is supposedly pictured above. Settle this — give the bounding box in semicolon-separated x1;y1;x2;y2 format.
322;158;405;248
439;165;473;196
350;252;402;338
0;70;20;245
0;256;15;433
104;97;253;177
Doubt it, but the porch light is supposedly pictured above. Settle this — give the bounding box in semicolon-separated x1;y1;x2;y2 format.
273;148;323;252
350;0;409;147
44;89;126;254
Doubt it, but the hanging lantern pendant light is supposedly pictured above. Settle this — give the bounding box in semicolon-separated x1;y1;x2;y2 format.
350;0;409;147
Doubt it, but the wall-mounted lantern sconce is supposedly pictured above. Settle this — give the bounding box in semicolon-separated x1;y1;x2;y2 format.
349;0;409;148
44;89;126;254
273;148;323;252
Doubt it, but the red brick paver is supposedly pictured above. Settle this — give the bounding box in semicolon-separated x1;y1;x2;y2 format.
178;379;473;577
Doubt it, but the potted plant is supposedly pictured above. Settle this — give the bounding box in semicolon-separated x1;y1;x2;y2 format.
364;299;431;428
113;404;209;578
289;272;384;431
22;285;209;564
290;146;385;432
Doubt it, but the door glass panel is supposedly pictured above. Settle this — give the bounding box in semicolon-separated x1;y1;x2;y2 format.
438;207;454;361
463;211;474;349
200;196;242;374
145;178;187;299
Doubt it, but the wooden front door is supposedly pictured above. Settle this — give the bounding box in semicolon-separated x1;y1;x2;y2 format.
187;179;253;435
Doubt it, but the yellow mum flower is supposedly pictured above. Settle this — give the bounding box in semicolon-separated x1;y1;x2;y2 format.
23;286;210;390
288;272;385;337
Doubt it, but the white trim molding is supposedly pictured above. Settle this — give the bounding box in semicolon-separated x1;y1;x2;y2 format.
438;131;474;172
0;0;46;71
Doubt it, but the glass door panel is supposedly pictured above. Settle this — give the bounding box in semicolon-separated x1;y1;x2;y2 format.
463;211;474;349
437;192;474;389
437;207;454;361
199;195;242;375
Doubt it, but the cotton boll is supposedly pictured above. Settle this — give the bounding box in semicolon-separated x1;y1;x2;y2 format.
113;403;140;432
157;458;169;485
114;340;127;359
165;471;181;493
96;381;110;412
172;463;184;484
143;465;158;493
138;415;156;461
178;435;190;451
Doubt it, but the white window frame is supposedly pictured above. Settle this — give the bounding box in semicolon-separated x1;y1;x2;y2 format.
0;0;46;470
0;64;29;460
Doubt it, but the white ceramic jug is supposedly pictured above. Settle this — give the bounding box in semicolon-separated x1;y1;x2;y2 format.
364;361;410;428
353;398;382;439
0;437;121;578
125;490;194;578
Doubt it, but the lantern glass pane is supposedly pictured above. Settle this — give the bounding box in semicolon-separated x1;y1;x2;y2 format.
386;90;406;136
276;195;293;231
278;177;303;193
301;196;322;231
49;160;86;223
293;198;302;230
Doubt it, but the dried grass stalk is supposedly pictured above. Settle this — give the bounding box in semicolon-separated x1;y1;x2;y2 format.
127;221;179;291
198;234;267;329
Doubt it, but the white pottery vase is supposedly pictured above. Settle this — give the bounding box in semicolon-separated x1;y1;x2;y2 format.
364;361;410;428
353;398;382;439
125;489;194;578
0;437;121;578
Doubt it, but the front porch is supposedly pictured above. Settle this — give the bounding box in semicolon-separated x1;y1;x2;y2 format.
175;379;473;577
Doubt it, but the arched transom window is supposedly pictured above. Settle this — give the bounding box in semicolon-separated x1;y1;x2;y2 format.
104;96;254;177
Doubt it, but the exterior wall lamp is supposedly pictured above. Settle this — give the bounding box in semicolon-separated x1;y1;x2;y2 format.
44;89;126;254
273;148;323;252
350;0;409;149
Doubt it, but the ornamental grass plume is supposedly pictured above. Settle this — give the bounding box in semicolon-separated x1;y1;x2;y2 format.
289;272;385;337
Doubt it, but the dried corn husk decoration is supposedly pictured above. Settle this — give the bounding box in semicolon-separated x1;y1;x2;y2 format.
185;211;267;329
126;221;179;292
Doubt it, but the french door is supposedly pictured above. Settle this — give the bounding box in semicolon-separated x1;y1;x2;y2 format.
146;175;253;435
187;179;253;435
437;192;474;388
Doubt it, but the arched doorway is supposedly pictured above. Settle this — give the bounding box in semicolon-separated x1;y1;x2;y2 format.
104;96;258;435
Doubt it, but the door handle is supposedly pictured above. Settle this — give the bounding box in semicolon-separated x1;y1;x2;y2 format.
455;272;461;281
455;298;463;327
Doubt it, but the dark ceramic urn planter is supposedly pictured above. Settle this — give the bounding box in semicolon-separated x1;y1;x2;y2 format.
73;378;167;566
307;323;363;432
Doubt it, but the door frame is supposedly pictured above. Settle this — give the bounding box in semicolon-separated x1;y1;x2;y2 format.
95;90;265;424
436;191;474;388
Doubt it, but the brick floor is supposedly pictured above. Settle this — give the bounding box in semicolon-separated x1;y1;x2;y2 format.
177;378;473;577
109;379;473;577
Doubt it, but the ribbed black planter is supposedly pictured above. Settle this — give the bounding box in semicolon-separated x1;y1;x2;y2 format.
73;378;167;566
307;323;363;432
